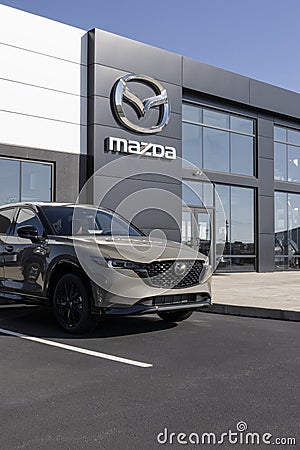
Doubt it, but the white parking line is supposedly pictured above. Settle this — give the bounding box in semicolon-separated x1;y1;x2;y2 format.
0;327;153;368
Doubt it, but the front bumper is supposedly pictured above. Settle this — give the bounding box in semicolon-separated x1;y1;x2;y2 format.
101;293;211;316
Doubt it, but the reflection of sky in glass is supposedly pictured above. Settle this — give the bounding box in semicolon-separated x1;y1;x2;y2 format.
183;181;254;248
0;158;20;204
21;162;52;202
0;158;52;206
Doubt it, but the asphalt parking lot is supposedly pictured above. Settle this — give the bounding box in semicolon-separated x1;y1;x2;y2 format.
0;305;299;449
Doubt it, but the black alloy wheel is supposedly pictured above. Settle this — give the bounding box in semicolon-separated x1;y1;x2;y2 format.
53;273;96;333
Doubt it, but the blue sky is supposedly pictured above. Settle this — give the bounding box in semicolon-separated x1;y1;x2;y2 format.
1;0;300;92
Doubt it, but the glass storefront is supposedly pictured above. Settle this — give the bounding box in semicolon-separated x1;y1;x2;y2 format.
0;158;53;205
182;104;255;176
274;126;300;182
182;180;256;272
275;191;300;269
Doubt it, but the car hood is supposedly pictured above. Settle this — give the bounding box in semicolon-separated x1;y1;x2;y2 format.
72;235;206;263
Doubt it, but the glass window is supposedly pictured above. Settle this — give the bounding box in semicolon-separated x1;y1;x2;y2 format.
274;127;300;183
230;134;254;176
203;128;229;172
287;129;300;146
203;109;229;129
182;123;202;168
183;104;255;176
274;143;287;181
182;181;213;208
0;208;16;234
231;116;253;134
15;208;44;236
0;158;53;206
231;187;254;255
274;192;300;270
21;162;52;202
274;126;287;142
0;159;20;205
288;194;300;258
215;184;230;255
287;145;300;183
182;104;202;123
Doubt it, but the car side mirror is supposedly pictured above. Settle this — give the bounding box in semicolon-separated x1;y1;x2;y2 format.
17;225;39;241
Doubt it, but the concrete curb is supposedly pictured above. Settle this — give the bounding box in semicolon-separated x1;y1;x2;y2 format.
198;304;300;322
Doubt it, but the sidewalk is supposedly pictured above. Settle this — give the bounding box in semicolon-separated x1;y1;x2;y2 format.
201;272;300;321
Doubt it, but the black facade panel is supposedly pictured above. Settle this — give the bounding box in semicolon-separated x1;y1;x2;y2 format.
257;234;275;272
257;117;274;139
183;57;251;104
258;195;274;235
258;158;274;196
258;136;274;160
91;29;182;85
250;79;300;120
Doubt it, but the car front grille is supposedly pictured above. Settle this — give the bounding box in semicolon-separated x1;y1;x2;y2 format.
144;260;204;289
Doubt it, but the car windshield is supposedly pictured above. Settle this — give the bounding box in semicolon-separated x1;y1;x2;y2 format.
41;206;143;237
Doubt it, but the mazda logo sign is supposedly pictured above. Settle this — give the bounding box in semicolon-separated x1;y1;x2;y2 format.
111;73;170;134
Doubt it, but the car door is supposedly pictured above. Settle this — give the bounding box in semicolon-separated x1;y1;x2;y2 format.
0;207;16;297
2;207;48;301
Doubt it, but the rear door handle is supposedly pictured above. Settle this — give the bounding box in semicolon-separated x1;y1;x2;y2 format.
5;245;14;253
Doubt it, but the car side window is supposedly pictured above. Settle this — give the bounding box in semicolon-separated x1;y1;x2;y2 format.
0;208;16;235
15;208;44;237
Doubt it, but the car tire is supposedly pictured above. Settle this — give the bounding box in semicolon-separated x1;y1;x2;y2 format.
157;310;193;323
53;273;96;334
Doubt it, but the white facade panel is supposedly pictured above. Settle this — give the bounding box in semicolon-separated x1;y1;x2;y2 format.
0;79;87;125
0;111;86;154
0;44;87;97
0;5;87;64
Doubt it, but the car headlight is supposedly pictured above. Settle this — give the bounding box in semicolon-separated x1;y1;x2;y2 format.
107;259;145;270
92;257;145;270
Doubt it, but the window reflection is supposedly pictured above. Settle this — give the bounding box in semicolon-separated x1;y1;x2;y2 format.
21;162;52;202
203;128;229;172
274;143;287;181
182;104;254;176
0;159;19;204
274;126;300;183
231;134;253;175
216;185;255;271
275;191;300;269
182;181;255;271
182;123;202;168
0;158;52;205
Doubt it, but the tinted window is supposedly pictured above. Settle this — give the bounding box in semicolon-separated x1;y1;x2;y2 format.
0;159;19;205
203;128;230;172
42;206;142;237
231;134;254;176
274;143;287;181
182;104;254;176
21;162;52;202
0;208;15;234
182;123;202;168
182;104;202;123
15;208;44;236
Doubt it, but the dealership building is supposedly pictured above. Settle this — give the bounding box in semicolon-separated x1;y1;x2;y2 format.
1;4;300;273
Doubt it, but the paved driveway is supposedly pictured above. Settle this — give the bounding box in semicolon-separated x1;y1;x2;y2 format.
0;305;299;449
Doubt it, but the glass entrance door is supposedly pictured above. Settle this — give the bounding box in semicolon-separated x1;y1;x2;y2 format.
182;207;215;264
